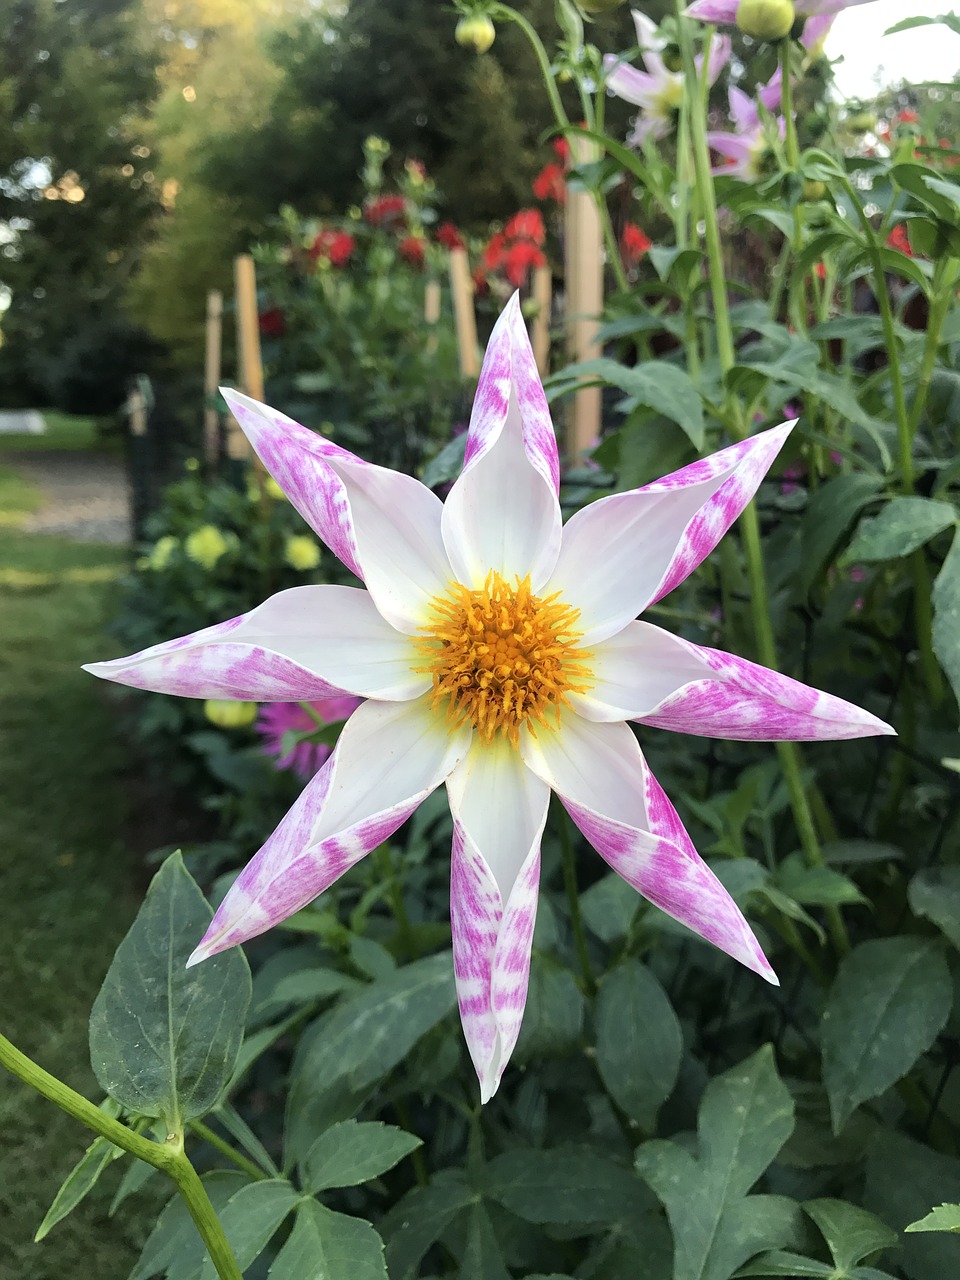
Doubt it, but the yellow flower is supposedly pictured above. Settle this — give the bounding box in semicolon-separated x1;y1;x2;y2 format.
148;535;179;570
265;476;286;501
285;534;322;571
185;525;229;570
204;700;258;728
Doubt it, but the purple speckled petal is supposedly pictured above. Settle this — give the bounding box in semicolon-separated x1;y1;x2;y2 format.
758;67;783;114
188;698;471;964
522;716;777;983
799;0;875;15
704;33;732;84
547;422;794;645
442;293;561;592
446;739;549;1102
570;620;895;739
83;585;427;702
683;0;740;22
222;390;451;635
801;14;835;48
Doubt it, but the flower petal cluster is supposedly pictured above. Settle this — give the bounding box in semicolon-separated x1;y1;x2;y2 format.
707;76;786;179
483;211;548;288
85;296;893;1101
621;222;652;265
684;0;877;24
257;695;362;779
308;228;355;268
605;10;731;145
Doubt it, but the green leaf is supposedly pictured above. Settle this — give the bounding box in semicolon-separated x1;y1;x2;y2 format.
89;853;252;1129
774;853;867;908
736;1250;833;1277
905;1204;960;1234
301;1120;421;1193
382;1173;474;1280
909;866;960;948
287;951;456;1163
595;959;682;1129
845;497;956;563
514;956;584;1058
421;432;466;488
481;1146;651;1228
36;1105;124;1240
800;475;884;594
267;1199;388;1280
821;937;952;1132
886;14;960;36
196;1179;299;1279
460;1202;511;1280
803;1198;897;1270
132;1171;250;1279
545;357;704;448
254;967;359;1017
580;873;639;942
634;1045;797;1280
822;840;904;867
865;1131;960;1280
933;531;960;712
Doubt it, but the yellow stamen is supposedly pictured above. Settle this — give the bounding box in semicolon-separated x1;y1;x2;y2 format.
414;571;593;748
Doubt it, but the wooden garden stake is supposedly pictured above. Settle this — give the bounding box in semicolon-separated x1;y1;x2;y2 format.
564;135;604;464
229;254;264;460
449;247;480;379
203;289;222;464
531;264;552;376
425;278;441;354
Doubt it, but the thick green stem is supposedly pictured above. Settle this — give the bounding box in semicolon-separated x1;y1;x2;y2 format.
168;1147;244;1280
558;810;596;996
908;259;960;436
0;1033;243;1280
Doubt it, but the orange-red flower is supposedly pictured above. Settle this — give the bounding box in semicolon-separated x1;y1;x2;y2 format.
621;222;652;265
504;208;546;246
309;229;356;267
436;222;466;250
364;194;408;225
399;234;427;268
533;162;566;204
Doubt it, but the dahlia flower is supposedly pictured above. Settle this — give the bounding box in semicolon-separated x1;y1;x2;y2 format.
85;296;892;1100
605;10;731;145
257;696;362;779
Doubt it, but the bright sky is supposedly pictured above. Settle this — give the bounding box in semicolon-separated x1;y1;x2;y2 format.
828;1;960;99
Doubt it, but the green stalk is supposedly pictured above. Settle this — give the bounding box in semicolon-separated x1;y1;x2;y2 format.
908;258;960;436
832;168;942;701
189;1120;267;1182
0;1033;243;1280
557;809;596;996
676;3;849;954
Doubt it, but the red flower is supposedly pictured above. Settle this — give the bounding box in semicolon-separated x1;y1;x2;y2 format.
897;109;919;125
887;223;913;257
532;162;566;204
552;137;570;163
436;222;465;250
503;240;546;288
621;222;652;265
399;234;427;268
504;208;546;246
309;228;355;267
482;231;507;272
364;194;407;226
471;267;489;298
258;307;286;338
815;262;827;280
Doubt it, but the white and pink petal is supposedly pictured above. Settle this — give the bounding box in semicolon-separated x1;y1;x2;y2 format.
222;390;452;634
442;293;561;592
84;585;427;703
521;716;777;982
188;698;471;964
446;738;550;1102
547;422;794;645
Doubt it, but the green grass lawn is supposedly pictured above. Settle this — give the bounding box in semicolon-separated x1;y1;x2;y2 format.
0;476;162;1271
0;409;117;454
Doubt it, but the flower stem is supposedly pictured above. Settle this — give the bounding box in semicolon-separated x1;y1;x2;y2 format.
557;808;596;996
0;1032;243;1280
676;2;849;956
189;1120;267;1181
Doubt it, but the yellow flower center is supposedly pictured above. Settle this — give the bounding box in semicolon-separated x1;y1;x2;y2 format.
414;571;593;748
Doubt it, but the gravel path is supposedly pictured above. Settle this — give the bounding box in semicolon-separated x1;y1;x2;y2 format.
1;450;131;544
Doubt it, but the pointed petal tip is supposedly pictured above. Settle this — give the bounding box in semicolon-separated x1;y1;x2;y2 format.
185;937;217;969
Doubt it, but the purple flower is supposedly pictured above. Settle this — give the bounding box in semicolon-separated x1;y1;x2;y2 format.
257;696;363;779
605;10;731;145
85;295;892;1101
707;77;787;179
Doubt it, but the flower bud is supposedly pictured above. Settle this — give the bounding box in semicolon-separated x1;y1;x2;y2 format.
204;700;258;729
801;178;826;201
736;0;795;42
455;15;496;54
